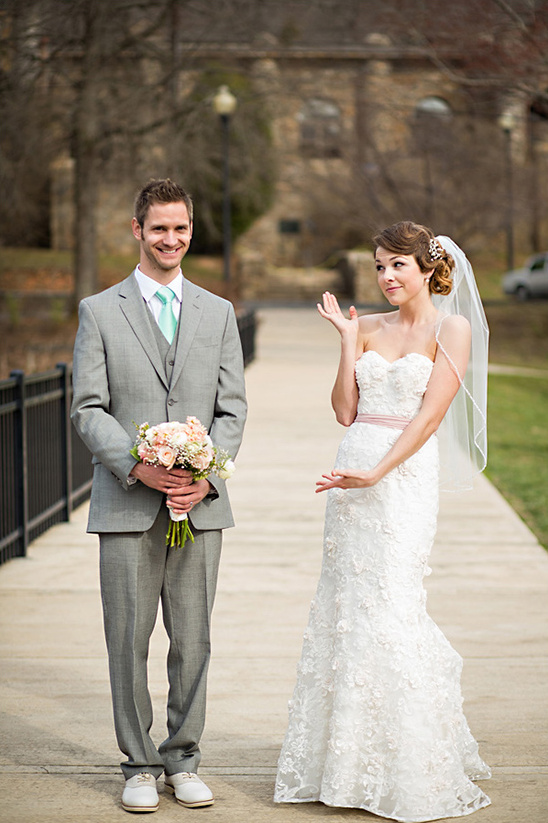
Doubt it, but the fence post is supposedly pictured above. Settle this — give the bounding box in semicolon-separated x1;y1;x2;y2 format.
10;370;29;556
57;363;73;521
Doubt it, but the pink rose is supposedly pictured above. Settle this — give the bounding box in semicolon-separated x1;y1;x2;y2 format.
138;443;156;463
184;416;208;441
189;448;213;472
157;445;177;470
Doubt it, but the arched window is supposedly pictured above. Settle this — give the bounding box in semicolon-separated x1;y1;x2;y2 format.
415;96;453;120
298;98;342;158
412;97;453;155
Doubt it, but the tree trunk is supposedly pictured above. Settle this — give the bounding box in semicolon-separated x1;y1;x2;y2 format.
72;2;102;309
73;134;99;307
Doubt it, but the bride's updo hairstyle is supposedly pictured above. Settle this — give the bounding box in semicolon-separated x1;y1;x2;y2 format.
373;221;454;295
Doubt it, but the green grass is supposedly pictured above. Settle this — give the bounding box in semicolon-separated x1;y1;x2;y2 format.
486;374;548;549
468;248;509;302
0;247;222;286
0;246;73;272
485;302;548;369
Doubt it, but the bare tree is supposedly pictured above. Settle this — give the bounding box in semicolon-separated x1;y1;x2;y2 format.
1;0;169;302
0;3;59;247
3;0;547;290
281;0;548;258
0;0;275;304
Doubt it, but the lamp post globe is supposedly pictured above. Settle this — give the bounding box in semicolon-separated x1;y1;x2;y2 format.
213;85;237;117
498;110;516;134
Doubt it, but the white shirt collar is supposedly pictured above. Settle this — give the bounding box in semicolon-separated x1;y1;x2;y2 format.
133;266;184;304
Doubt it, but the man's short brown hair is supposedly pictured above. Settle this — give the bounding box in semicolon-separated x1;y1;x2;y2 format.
134;179;193;228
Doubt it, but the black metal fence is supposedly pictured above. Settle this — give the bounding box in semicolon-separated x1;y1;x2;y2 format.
237;308;257;367
0;309;256;566
0;364;92;565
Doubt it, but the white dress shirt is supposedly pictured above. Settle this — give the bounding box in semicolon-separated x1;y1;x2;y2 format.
134;266;183;324
127;267;184;484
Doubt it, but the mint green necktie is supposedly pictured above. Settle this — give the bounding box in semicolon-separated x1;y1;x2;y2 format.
156;286;177;344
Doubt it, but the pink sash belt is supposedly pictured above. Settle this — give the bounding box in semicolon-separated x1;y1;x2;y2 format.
354;413;410;430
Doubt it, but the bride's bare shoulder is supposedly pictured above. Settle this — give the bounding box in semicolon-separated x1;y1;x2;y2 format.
358;311;393;332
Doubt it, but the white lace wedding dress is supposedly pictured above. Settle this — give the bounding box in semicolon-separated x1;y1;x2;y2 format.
274;351;491;822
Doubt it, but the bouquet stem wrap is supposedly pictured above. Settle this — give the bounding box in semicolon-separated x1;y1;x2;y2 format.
166;510;194;548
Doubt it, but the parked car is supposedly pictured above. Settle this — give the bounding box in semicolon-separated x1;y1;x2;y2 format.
502;252;548;300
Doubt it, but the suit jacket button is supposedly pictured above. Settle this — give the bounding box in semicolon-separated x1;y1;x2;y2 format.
169;359;174;366
168;399;175;406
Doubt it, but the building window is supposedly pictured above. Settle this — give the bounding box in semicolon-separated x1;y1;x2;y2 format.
415;96;452;120
279;219;301;234
298;99;342;158
412;97;453;155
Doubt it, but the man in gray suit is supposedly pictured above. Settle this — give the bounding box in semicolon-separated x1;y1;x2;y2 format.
71;179;247;813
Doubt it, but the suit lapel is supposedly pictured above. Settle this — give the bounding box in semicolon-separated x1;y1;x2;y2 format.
170;278;204;391
118;272;170;390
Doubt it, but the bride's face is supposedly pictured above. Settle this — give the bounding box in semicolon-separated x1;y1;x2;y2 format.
375;247;431;306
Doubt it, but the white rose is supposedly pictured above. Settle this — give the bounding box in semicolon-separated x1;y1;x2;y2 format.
170;431;188;448
217;459;235;480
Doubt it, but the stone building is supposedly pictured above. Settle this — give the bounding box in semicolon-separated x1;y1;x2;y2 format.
230;34;472;267
48;27;548;300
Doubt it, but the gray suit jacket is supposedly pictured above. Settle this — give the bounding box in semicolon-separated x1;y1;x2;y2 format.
71;271;247;534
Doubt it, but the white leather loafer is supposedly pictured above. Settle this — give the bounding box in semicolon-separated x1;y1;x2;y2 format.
122;772;159;813
164;772;214;808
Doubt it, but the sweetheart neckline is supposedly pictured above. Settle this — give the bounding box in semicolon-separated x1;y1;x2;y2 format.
357;350;434;367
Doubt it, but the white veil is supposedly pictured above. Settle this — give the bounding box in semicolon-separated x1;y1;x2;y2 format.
432;236;489;491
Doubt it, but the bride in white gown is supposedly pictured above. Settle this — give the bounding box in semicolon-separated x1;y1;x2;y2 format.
274;222;491;822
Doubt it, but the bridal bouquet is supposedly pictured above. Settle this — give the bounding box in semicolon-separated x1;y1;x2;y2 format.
130;416;235;548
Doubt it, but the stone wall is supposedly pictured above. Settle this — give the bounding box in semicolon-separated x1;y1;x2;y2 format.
50;158;138;255
236;248;378;303
236;250;339;301
48;41;530;301
335;251;378;304
235;52;471;269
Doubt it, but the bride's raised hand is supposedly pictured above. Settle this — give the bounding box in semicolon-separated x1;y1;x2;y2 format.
315;468;380;493
317;291;359;338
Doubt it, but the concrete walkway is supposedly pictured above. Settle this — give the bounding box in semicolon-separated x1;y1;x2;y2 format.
1;307;547;823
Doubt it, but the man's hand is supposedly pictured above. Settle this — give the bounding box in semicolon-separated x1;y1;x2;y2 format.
166;477;212;515
130;464;193;494
129;464;212;514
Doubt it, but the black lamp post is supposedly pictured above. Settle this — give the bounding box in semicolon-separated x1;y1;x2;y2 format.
498;110;516;271
212;85;237;289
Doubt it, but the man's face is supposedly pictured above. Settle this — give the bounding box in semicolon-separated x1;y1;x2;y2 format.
131;201;193;280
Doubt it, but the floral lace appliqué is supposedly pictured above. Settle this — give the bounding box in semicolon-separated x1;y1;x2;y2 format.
274;351;491;822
